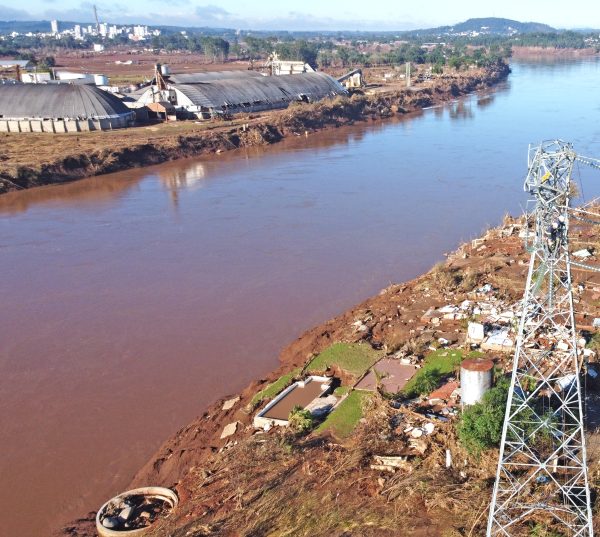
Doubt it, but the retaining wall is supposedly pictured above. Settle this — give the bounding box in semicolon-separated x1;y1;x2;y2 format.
0;113;135;133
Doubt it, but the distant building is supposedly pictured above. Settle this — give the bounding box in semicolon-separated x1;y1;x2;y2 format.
267;53;314;76
74;24;82;39
99;23;108;37
133;25;147;38
50;20;59;34
93;43;105;52
21;72;52;84
0;59;34;70
338;68;364;89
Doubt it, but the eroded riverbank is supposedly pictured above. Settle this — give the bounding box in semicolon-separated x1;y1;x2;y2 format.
0;63;509;194
5;58;600;537
60;214;600;536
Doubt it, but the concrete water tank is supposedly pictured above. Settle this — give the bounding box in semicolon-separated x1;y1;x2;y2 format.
461;358;494;405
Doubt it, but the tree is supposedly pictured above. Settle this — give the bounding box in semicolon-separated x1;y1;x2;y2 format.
448;56;463;71
336;46;350;67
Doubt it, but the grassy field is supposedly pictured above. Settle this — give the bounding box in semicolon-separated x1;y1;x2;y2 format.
305;342;382;380
250;368;302;408
403;349;483;397
316;390;371;438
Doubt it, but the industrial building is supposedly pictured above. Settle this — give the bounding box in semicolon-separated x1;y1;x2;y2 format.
137;71;347;119
0;84;135;132
166;70;263;83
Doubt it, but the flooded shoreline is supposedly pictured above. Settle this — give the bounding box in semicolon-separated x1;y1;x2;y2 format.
2;59;600;537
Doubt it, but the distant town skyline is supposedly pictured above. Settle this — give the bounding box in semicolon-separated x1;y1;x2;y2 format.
1;0;599;31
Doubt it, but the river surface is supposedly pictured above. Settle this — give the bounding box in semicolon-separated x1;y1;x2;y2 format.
2;59;600;537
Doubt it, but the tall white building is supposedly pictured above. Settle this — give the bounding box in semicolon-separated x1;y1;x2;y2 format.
50;20;59;34
74;24;82;39
99;22;108;37
133;25;148;38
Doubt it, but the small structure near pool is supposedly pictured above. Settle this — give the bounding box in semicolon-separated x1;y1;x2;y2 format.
254;375;332;428
356;358;417;393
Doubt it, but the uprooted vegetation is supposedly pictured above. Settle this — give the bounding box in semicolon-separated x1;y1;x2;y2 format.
145;397;500;537
60;215;600;536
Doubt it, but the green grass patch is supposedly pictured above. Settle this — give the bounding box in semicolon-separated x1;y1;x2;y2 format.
250;368;301;408
402;349;483;397
305;342;381;379
316;390;371;438
333;386;351;397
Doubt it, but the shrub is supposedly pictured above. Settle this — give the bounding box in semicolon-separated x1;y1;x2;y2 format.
288;406;313;434
457;377;509;455
405;368;442;398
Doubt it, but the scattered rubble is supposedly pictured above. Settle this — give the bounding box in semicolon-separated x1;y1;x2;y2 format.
220;421;239;439
96;487;178;536
79;213;600;537
221;397;239;411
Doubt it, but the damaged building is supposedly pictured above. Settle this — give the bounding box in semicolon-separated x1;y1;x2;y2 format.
137;70;347;119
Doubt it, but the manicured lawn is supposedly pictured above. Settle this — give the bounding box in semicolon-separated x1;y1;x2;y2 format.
316;390;371;438
305;342;381;380
250;368;302;408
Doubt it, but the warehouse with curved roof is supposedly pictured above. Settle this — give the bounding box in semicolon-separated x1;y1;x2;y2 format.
166;70;263;84
138;72;347;118
0;84;135;133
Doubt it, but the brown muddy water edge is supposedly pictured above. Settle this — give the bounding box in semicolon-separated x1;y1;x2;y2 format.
0;63;509;195
58;215;600;536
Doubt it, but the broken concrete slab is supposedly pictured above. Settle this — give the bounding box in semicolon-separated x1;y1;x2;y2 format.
222;397;240;411
220;421;239;440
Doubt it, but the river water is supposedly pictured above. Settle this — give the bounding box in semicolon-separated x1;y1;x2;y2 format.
1;59;600;537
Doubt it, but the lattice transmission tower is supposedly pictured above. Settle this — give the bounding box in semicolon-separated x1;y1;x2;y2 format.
487;140;600;536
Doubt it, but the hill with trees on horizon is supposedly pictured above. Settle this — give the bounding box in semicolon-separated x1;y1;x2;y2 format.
0;16;572;37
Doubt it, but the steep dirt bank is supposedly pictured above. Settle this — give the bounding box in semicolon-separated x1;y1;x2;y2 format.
59;209;600;536
1;63;508;195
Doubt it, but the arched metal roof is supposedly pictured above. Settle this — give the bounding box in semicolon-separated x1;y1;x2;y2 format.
0;84;133;119
167;70;263;84
173;72;347;110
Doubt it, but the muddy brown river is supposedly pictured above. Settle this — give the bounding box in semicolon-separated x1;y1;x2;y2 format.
1;59;600;537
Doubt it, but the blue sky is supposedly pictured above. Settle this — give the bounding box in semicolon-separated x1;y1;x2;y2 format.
2;0;599;30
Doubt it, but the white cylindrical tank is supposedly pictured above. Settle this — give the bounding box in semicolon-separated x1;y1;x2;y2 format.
94;74;109;86
461;358;494;405
160;64;171;76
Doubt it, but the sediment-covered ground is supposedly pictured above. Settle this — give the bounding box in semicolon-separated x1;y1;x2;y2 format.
59;211;600;536
1;63;509;195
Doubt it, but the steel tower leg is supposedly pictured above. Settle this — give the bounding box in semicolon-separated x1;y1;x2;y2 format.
487;140;593;536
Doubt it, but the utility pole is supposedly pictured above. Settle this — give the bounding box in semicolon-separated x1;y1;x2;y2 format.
406;62;411;88
93;5;100;34
487;140;595;536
